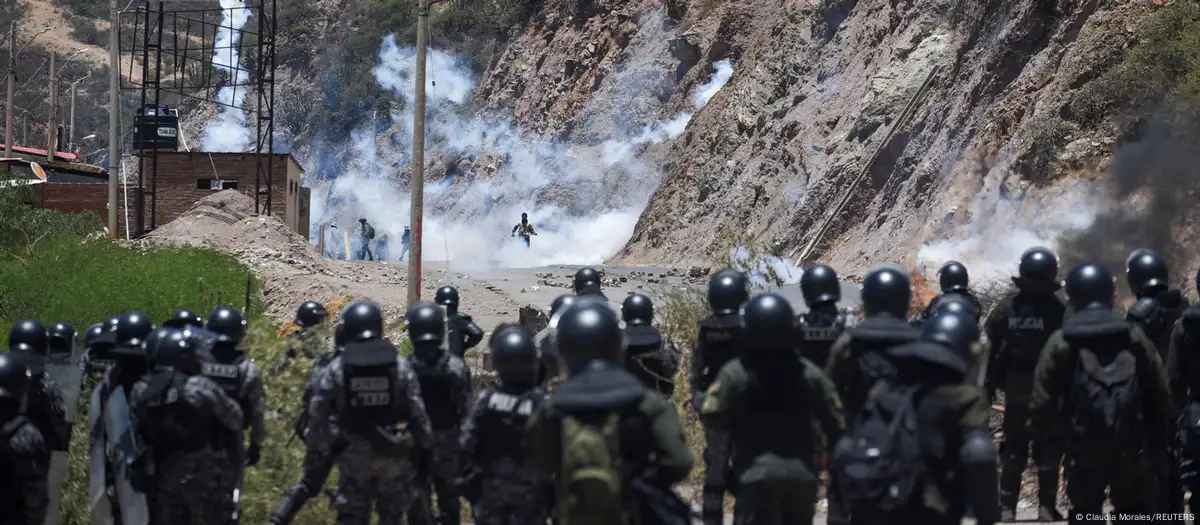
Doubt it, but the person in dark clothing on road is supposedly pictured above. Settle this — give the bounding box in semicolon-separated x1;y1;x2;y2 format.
359;218;376;261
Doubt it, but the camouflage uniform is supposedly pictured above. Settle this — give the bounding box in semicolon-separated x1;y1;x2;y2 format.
408;352;473;525
27;373;69;452
308;351;434;525
458;385;549;525
130;373;245;525
201;347;267;518
270;350;341;524
690;313;742;525
0;414;50;525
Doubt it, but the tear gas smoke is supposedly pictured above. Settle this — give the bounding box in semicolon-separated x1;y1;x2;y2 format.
731;245;804;287
1056;113;1200;290
200;0;252;152
916;180;1101;287
310;39;734;269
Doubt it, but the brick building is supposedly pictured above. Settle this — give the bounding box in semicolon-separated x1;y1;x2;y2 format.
1;156;135;237
136;152;309;239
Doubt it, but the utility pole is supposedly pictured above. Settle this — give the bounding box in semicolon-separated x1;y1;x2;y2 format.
107;0;120;238
45;51;55;162
68;83;76;151
408;0;430;307
5;21;14;157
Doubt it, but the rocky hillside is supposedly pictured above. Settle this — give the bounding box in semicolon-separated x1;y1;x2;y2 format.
34;0;1200;282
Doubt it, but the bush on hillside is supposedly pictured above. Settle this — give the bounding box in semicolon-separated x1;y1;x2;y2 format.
1070;1;1200;127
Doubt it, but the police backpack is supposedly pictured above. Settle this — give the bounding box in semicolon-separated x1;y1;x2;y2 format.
833;382;926;517
560;411;626;525
1068;345;1142;440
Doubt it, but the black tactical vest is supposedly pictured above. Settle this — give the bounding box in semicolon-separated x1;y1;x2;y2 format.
24;378;59;451
136;371;216;455
843;317;919;418
624;324;668;388
446;313;466;358
1177;308;1200;401
0;415;33;517
201;351;246;399
798;310;846;367
478;387;540;463
737;358;814;471
340;340;406;435
1003;293;1064;370
413;354;460;431
697;314;741;386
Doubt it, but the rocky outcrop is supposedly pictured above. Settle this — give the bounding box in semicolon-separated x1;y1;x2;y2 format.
599;0;1151;272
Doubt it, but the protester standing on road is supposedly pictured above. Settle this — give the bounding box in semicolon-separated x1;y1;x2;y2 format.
359;219;376;261
400;226;411;261
327;222;341;260
511;213;536;248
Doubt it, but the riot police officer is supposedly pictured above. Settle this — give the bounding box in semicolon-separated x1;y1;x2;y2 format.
309;300;434;524
7;320;68;452
621;293;676;396
1127;248;1189;357
436;285;485;358
0;353;50;524
47;322;75;358
916;261;983;325
1030;262;1174;521
796;264;848;368
701;293;845;525
294;301;329;331
572;267;608;300
527;297;693;524
82;316;120;379
690;269;749;525
457;325;550;524
407;302;473;525
854;310;998;525
130;327;245;524
163;309;204;330
826;264;920;425
107;312;156;396
204;305;267;521
984;246;1066;521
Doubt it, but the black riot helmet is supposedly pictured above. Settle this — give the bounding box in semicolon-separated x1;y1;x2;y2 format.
621;293;654;325
142;327;173;367
116;312;156;348
8;319;49;355
550;294;579;319
931;296;972;317
164;309;204;330
800;264;840;307
343;300;385;342
938;261;970;293
1018;247;1059;282
707;269;750;316
1126;297;1164;336
861;265;912;317
99;315;120;345
739;293;797;351
155;328;202;375
556;297;625;373
406;302;445;344
206;306;247;345
47;322;76;354
573;267;602;294
915;310;979;373
83;323;106;349
0;354;32;412
295;301;329;328
333;323;347;349
1125;248;1169;297
435;286;460;310
490;324;539;387
1064;262;1116;311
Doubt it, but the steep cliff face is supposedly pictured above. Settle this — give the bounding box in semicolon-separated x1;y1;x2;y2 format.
590;0;1152;274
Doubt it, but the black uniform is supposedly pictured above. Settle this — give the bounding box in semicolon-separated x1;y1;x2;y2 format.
457;326;550;525
622;293;676;397
0;354;51;525
1166;269;1200;514
691;269;749;525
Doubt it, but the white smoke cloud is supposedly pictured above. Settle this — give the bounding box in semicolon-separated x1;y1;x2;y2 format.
916;181;1101;285
310;38;734;270
200;0;253;152
731;245;804;287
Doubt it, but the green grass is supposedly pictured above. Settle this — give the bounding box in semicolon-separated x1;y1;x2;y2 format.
0;185;343;524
